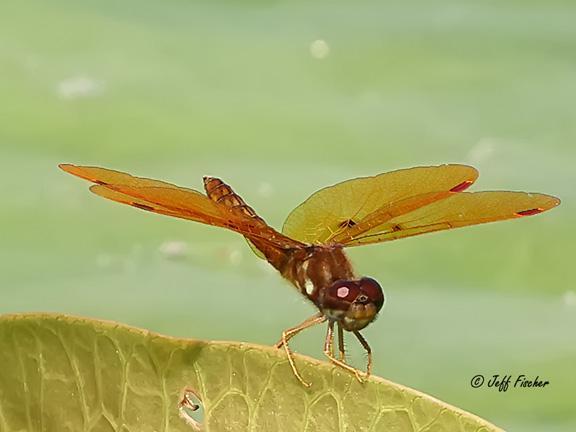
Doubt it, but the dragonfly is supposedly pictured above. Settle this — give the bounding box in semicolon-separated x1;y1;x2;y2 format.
60;163;560;387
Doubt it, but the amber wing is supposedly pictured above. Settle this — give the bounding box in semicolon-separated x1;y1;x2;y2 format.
282;164;559;247
60;164;305;250
333;191;559;246
282;164;479;244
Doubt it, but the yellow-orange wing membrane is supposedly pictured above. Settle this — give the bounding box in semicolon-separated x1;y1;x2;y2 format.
60;164;305;250
282;164;479;244
282;164;560;247
334;191;559;246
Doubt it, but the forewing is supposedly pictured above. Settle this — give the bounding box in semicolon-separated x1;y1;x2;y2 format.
60;164;182;189
282;164;479;244
61;164;304;249
338;191;560;246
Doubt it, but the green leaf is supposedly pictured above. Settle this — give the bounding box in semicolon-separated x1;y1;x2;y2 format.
0;314;502;432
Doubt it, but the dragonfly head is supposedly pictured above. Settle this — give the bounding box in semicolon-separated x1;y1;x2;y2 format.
322;277;385;331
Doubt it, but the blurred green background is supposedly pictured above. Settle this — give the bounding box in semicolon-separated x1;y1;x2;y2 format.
1;0;575;430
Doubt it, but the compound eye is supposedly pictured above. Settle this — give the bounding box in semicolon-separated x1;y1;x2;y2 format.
328;280;360;303
359;277;385;308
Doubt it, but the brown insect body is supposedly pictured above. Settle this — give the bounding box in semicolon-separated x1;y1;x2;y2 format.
203;176;385;332
279;245;384;331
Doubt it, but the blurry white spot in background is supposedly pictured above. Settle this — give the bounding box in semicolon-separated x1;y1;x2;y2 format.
159;241;189;259
309;39;330;59
257;181;274;198
467;138;496;164
215;245;244;266
562;290;576;307
227;247;243;266
57;75;104;100
228;249;242;266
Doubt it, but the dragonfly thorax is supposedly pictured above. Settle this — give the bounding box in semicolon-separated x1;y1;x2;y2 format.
280;245;384;330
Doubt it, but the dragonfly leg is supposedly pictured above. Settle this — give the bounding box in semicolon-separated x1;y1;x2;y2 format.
337;322;346;361
353;330;372;379
274;312;326;387
323;321;365;383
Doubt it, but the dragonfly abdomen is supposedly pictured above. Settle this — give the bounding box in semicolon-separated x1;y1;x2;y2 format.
203;176;265;223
